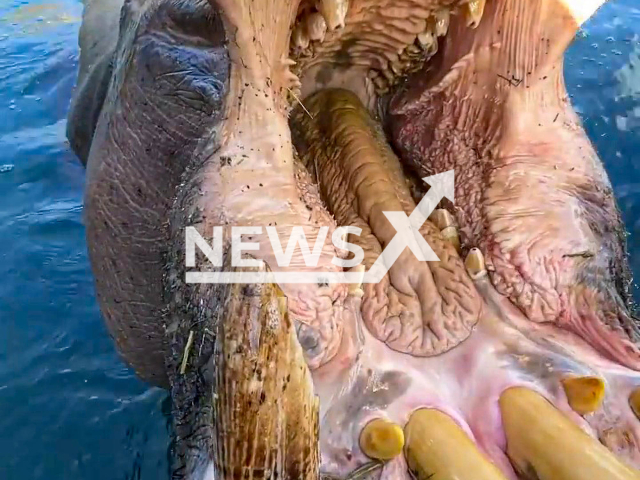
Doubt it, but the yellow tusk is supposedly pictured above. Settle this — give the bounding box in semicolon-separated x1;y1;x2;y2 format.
561;376;605;415
404;409;507;479
500;387;640;480
359;418;405;461
629;388;640;420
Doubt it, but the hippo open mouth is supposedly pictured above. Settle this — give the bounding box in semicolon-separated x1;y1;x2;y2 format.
67;0;640;478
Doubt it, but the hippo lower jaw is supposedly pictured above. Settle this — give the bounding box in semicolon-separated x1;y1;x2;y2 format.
70;0;640;477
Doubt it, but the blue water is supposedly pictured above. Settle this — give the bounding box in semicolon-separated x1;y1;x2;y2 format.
0;1;638;479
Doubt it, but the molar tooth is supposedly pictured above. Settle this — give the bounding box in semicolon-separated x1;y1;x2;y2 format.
465;248;487;280
291;24;309;50
372;74;388;92
441;226;461;253
360;418;404;461
417;30;435;49
348;265;366;298
431;208;454;230
561;376;605;415
315;0;349;30
416;29;438;57
404;409;507;479
500;387;639;480
406;44;421;55
389;60;403;76
434;10;450;37
465;0;486;29
305;12;327;42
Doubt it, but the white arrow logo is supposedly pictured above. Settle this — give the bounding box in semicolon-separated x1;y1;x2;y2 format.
364;170;454;283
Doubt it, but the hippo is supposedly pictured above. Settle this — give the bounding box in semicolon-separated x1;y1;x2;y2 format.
67;0;640;478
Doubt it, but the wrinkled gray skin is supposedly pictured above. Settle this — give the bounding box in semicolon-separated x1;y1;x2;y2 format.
68;0;229;475
69;0;229;388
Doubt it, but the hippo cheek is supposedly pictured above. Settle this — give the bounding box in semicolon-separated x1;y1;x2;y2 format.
72;0;640;477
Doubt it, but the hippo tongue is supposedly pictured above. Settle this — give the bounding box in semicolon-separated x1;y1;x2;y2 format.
291;88;483;357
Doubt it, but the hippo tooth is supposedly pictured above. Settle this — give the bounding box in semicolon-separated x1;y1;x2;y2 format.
441;226;462;254
315;0;349;30
348;265;366;297
404;409;507;479
371;73;388;93
284;68;302;101
630;388;640;420
284;67;302;88
434;9;450;37
465;0;486;29
406;44;421;55
561;376;605;415
380;66;394;83
431;208;455;230
389;59;403;76
360;418;405;461
291;23;310;50
417;30;436;51
305;12;327;43
465;248;487;280
500;387;639;480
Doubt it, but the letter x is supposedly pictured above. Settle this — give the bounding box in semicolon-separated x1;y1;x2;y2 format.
363;171;454;283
